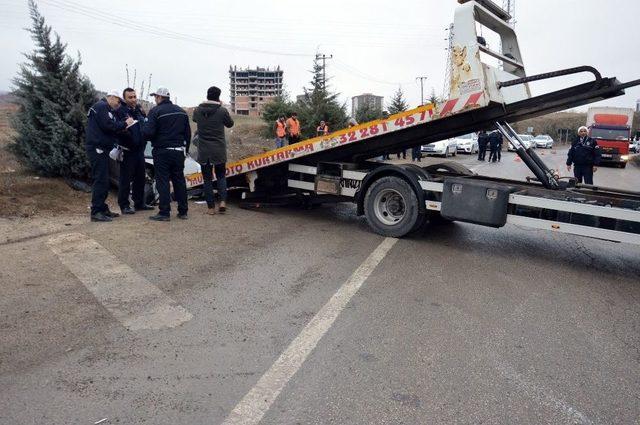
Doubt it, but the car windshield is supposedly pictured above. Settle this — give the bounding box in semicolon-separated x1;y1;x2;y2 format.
590;128;630;140
457;133;474;139
534;135;549;140
518;135;533;141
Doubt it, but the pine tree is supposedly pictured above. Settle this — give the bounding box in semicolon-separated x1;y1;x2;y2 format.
11;0;97;178
427;88;441;106
387;87;409;115
261;93;295;136
296;58;347;139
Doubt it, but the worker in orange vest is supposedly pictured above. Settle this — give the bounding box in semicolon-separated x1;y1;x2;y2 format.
286;112;301;145
316;120;329;136
274;116;286;148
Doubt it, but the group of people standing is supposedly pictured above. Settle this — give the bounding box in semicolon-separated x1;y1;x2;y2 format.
273;113;301;148
85;85;233;222
477;130;504;162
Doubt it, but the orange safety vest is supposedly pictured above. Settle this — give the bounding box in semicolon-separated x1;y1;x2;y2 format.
286;117;300;136
275;120;286;138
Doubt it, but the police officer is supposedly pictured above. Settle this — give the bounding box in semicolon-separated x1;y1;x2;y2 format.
566;126;601;184
477;130;489;161
143;87;191;221
85;90;133;222
114;87;154;214
488;130;503;163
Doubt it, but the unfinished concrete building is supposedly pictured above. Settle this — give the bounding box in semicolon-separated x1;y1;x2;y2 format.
229;66;284;116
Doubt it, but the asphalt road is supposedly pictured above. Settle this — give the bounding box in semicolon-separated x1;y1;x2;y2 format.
1;149;639;424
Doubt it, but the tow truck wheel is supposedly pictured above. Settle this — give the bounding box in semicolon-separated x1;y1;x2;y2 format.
364;176;422;238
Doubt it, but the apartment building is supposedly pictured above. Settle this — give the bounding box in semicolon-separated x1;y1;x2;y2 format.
229;66;284;116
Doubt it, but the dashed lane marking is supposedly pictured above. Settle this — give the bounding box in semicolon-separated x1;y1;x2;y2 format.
47;232;192;330
221;237;398;425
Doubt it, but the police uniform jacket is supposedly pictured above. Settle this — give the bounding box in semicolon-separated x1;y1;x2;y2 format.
114;102;147;152
85;98;127;150
488;131;502;149
143;99;191;151
566;136;601;166
478;132;489;148
192;101;234;165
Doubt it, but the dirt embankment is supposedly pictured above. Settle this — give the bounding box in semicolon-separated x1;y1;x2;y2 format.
0;102;90;218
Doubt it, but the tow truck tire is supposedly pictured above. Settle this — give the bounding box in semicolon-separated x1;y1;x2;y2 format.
364;176;422;238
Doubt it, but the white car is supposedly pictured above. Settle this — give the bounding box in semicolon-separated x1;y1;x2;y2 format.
422;139;458;157
454;133;479;154
508;134;534;151
534;134;554;149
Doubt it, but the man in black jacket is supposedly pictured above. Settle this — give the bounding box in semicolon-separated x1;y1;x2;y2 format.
567;126;601;184
488;130;503;163
477;130;489;161
192;86;234;215
85;91;133;222
114;88;153;214
143;87;191;221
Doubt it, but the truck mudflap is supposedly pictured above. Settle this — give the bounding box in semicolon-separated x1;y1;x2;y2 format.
440;177;517;227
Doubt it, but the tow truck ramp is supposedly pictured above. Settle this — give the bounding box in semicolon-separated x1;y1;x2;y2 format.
231;0;640;245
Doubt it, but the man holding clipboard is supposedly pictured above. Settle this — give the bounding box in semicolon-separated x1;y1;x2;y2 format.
114;88;153;214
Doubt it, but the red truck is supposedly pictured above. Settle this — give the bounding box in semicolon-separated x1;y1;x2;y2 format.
586;106;634;168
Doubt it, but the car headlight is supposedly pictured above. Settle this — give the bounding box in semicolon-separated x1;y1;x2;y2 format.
621;155;629;161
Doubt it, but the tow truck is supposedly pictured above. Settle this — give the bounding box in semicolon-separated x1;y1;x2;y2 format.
219;0;640;246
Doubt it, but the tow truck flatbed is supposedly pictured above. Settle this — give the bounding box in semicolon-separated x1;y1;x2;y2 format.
220;0;640;246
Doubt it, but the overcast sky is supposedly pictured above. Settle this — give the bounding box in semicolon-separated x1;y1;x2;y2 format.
1;0;639;111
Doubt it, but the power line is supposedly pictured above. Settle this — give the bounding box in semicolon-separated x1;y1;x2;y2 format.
38;0;314;57
333;59;414;86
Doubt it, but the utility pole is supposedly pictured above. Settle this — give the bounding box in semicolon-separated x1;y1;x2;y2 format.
315;53;333;89
147;74;152;101
442;23;454;98
416;76;428;106
125;64;130;87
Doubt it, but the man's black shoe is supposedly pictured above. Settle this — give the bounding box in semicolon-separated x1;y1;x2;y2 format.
91;212;113;222
104;210;120;218
135;204;155;211
177;213;188;220
121;207;136;215
149;214;170;222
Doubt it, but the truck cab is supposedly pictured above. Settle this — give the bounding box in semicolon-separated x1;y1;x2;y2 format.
586;107;634;168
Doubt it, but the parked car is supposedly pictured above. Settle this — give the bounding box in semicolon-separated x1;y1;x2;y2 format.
422;139;458;157
630;140;640;153
108;142;204;205
508;134;534;151
454;133;479;154
534;134;554;148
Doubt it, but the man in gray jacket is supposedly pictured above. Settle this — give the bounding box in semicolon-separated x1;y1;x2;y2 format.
192;86;234;214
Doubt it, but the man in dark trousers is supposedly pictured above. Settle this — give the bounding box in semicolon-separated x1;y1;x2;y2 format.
143;87;191;221
488;130;503;163
477;130;489;161
85;90;133;222
192;86;234;215
567;126;601;184
114;87;154;214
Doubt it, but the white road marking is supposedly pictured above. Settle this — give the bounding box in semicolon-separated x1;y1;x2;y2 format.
222;237;398;425
47;233;192;330
492;357;593;424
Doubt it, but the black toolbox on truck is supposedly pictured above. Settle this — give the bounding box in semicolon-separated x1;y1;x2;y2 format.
440;177;517;227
